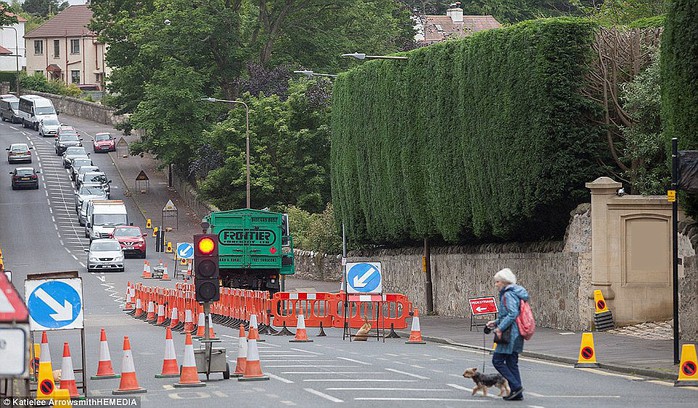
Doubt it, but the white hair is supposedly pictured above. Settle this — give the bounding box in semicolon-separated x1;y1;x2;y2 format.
494;268;517;285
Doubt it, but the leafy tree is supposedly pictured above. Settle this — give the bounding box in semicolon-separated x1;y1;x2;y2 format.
21;0;67;17
571;0;668;25
198;79;332;212
0;2;19;26
618;49;668;194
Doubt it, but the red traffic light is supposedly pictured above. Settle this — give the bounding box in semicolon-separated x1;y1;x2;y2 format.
197;236;216;255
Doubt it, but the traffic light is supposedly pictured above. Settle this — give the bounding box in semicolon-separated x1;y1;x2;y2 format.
194;233;220;302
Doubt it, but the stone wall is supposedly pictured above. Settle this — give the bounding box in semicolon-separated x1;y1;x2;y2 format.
31;91;126;126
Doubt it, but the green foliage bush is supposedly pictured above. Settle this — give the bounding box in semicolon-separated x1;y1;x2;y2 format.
661;0;698;217
285;203;342;254
331;18;606;245
19;72;82;97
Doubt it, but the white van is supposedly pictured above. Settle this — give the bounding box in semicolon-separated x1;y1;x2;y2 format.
85;200;128;241
18;95;58;130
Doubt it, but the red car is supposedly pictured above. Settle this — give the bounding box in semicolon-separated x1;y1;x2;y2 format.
93;132;116;153
110;225;147;258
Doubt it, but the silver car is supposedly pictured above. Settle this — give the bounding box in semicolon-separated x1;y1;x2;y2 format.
78;171;111;196
70;159;95;181
62;146;89;168
85;239;124;272
75;183;107;213
39;118;61;137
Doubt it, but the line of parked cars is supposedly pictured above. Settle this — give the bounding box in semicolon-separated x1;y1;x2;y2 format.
2;106;146;272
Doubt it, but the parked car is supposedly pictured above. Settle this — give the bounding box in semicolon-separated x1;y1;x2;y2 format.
110;225;147;258
7;143;32;164
85;238;124;272
75;183;107;213
62;146;89;168
55;133;82;155
0;95;21;123
70;158;95;181
9;167;40;189
38;118;61;137
93;132;116;153
77;171;111;196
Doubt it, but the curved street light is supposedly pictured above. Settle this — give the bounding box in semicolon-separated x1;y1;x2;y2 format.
341;52;408;61
202;97;251;209
293;70;337;78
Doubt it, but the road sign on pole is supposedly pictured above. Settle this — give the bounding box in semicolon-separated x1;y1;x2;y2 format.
346;262;382;294
177;242;195;260
25;278;84;331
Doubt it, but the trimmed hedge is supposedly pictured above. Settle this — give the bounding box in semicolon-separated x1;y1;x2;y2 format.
662;0;698;216
331;18;605;245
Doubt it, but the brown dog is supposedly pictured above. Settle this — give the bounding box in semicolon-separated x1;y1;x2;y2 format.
463;367;510;397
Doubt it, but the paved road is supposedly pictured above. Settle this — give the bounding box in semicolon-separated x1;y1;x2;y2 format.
2;118;697;407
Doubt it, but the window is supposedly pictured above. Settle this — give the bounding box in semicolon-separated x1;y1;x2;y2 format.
71;70;80;84
34;40;43;55
34;70;43;76
53;40;60;58
70;39;80;54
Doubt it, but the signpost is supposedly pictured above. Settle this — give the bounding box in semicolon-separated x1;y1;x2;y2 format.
0;272;29;379
468;296;498;331
162;199;178;230
25;272;88;397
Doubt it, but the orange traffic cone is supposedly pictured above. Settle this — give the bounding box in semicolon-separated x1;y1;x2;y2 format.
141;261;151;279
239;313;269;381
155;303;166;326
290;314;313;343
207;314;218;339
168;306;179;329
145;301;156;323
40;331;52;365
161;263;171;281
155;328;180;378
123;282;134;311
91;328;119;379
112;337;146;395
173;333;206;388
194;312;206;337
59;343;79;397
182;309;194;334
232;325;247;377
133;298;144;319
406;309;426;344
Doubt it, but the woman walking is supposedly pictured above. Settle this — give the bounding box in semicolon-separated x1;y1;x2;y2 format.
486;268;529;401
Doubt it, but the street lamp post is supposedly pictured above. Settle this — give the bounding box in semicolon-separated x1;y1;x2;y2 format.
202;97;251;208
2;26;20;95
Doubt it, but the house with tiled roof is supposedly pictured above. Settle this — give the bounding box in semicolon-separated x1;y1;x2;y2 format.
24;5;108;89
0;12;28;73
415;6;501;45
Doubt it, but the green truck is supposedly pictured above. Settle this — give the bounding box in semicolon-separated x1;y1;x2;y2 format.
203;208;295;293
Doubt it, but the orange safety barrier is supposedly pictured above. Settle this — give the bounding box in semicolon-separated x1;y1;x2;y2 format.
271;292;335;329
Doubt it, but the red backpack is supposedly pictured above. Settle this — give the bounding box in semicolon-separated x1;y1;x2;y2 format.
516;300;536;340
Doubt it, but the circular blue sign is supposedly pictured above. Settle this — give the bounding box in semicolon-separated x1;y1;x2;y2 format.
177;243;194;259
27;281;81;329
347;263;381;293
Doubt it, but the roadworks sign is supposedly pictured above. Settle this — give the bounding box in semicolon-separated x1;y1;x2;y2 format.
675;343;698;387
574;332;599;368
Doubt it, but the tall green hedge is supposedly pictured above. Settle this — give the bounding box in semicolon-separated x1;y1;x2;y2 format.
331;18;605;245
662;0;698;217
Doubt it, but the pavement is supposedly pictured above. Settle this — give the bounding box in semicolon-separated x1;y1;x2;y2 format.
89;115;689;384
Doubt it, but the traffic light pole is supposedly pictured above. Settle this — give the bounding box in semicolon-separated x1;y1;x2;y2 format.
203;301;212;379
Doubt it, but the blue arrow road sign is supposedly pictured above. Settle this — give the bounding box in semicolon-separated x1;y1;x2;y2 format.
27;280;82;330
177;243;194;259
347;262;382;294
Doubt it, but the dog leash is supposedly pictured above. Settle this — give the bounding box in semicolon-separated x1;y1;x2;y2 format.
482;330;487;373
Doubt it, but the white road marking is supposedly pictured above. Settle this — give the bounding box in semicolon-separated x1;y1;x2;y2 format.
327;387;450;391
574;367;644;380
303;379;417;382
336;356;371;365
267;373;294;383
355;397;484;402
303;388;342;403
290;348;323;355
385;368;429;379
281;372;385;375
266;365;358;368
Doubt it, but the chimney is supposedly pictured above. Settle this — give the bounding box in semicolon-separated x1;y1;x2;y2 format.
447;6;464;23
